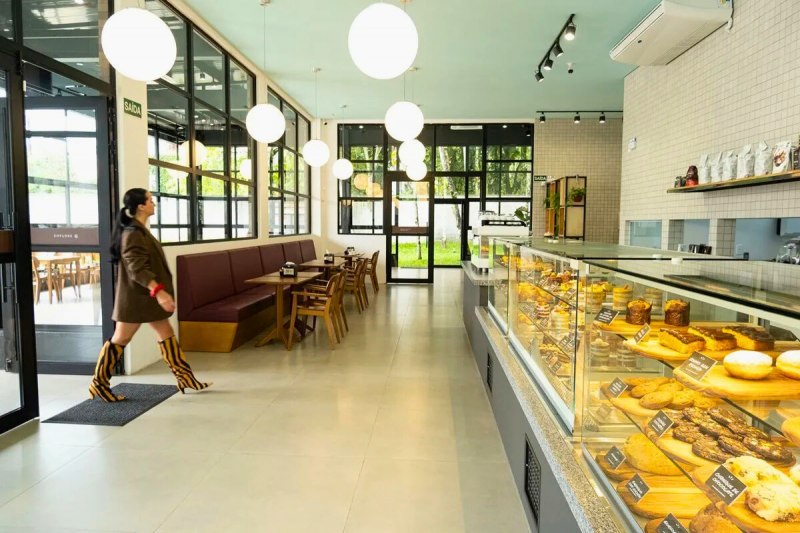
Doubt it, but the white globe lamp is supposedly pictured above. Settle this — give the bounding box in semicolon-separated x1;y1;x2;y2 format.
406;160;427;181
385;101;424;142
178;140;206;167
246;103;286;144
348;3;418;80
101;8;177;82
333;158;354;180
302;139;330;167
239;158;252;180
399;139;425;163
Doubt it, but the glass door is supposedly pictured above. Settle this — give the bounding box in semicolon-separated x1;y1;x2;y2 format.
24;65;114;374
432;175;481;267
0;52;40;433
385;171;433;283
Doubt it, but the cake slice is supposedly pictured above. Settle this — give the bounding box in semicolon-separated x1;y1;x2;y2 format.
658;328;705;354
688;326;737;351
722;325;775;351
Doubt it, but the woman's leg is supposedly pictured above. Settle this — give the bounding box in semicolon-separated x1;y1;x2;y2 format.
89;322;140;402
149;320;211;393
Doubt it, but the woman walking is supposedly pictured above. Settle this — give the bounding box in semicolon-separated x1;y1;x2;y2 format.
89;188;210;402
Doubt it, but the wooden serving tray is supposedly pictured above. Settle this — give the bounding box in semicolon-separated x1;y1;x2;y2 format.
625;338;735;362
594;318;670;335
674;366;800;401
644;517;691;533
600;384;663;419
782;417;800;448
645;428;714;469
596;452;690;482
719;501;800;533
616;482;710;519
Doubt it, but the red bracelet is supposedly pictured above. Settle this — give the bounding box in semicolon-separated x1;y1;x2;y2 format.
149;283;165;298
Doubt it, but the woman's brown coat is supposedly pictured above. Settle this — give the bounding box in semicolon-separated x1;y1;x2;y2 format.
112;219;174;323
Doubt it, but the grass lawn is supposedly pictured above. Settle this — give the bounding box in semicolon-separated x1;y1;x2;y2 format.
397;240;462;267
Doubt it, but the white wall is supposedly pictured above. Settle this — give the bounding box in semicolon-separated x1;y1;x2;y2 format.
115;0;321;374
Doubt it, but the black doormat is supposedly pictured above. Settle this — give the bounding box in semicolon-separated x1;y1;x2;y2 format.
44;383;178;426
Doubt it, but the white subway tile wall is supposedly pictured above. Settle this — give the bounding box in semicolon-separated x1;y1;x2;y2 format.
620;0;800;247
533;118;623;242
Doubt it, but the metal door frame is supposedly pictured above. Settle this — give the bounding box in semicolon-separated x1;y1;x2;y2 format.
384;171;434;284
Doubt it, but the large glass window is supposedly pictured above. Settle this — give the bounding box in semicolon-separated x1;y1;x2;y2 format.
339;125;384;234
268;91;311;236
146;0;256;244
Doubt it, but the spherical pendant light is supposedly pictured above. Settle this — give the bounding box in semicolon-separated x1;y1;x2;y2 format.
385;101;424;142
246;103;286;144
353;173;370;191
398;139;425;163
101;8;177;82
239;159;252;180
178;140;206;167
348;3;418;80
302;139;330;168
406;160;427;181
333;158;354;180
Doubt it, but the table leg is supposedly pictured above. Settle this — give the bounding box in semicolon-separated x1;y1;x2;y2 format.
256;286;286;348
47;266;53;304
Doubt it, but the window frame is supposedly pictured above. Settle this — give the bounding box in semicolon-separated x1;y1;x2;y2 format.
146;0;257;245
267;90;312;236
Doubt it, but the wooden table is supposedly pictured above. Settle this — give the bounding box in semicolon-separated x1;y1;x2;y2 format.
333;252;363;266
35;255;82;303
246;271;323;349
300;258;346;279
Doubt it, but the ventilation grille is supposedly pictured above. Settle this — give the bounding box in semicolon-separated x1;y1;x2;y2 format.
486;353;493;393
524;437;542;526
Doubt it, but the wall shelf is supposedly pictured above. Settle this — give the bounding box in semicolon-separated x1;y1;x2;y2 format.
667;169;800;193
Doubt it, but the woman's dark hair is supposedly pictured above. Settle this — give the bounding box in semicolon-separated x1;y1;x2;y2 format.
110;188;148;264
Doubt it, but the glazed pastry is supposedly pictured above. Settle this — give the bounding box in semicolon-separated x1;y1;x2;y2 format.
692;436;734;463
688;503;740;533
688;327;737;351
727;420;771;441
644;287;664;314
742;437;794;463
658;328;705;354
746;482;800;522
639;391;674;410
722;325;776;351
777;351;800;380
664;299;690;326
625;298;652;325
623;434;682;476
630;381;661;399
725;456;795;487
723;350;773;380
673;422;704;444
612;284;633;311
707;407;743;427
718;435;760;457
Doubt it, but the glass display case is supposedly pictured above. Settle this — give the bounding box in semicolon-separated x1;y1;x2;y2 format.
487;238;513;333
575;259;800;532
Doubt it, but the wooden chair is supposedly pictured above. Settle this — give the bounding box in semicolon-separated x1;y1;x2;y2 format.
365;250;380;293
307;268;349;335
32;257;48;304
288;273;341;351
343;259;369;313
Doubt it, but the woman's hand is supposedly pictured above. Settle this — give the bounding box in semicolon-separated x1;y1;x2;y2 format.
156;291;175;313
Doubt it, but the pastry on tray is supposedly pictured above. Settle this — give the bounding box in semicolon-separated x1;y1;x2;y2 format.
626;298;652;325
742;436;795;463
664;299;690;326
673;422;704;444
725;456;795;487
639;390;673;409
688;326;737;351
722;325;776;351
612;284;632;311
689;503;739;533
692;436;734;463
623;433;682;476
722;350;773;380
644;287;664;314
777;350;800;380
746;482;800;522
658;328;705;354
590;338;610;367
790;464;800;486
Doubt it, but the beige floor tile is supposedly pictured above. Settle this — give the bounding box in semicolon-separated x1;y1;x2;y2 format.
381;376;489;413
389;352;480;381
0;527;130;533
0;448;221;533
232;403;378;458
155;454;362;533
457;461;532;533
0;420;117;448
366;408;457;461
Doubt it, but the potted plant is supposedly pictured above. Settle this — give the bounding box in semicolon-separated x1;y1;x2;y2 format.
568;187;586;205
544;193;560;209
514;206;531;226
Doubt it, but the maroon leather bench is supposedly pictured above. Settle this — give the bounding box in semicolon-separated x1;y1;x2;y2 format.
177;239;315;352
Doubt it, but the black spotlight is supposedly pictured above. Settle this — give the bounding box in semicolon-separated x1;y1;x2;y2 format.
535;71;544;82
599;112;606;124
539;113;546;124
564;21;576;41
574;113;581;124
542;57;554;71
552;42;564;57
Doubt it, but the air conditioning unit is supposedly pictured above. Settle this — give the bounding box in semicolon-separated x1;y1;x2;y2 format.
610;0;732;66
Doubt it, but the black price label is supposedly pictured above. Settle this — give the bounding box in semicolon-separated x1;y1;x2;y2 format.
680;351;717;382
605;446;626;470
538;316;550;328
656;514;689;533
705;465;747;506
551;360;562;373
559;334;575;351
595;309;619;325
634;323;651;344
648;410;675;439
596;404;614;421
607;378;628;398
563;287;577;301
537;277;549;288
625;474;650;503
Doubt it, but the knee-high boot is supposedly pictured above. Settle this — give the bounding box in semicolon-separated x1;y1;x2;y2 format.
89;340;125;402
158;336;212;393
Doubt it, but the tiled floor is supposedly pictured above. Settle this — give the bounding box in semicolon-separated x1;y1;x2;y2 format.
0;269;530;533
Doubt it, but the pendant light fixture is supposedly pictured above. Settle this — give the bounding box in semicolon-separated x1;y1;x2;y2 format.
349;3;418;80
406;159;427;181
245;2;286;144
574;112;581;124
399;138;425;164
302;68;330;167
333;158;354;180
178;140;206;167
101;7;177;82
385;66;423;142
239;158;253;180
599;112;606;124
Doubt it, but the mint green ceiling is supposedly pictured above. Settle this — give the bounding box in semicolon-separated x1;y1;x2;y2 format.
182;0;660;120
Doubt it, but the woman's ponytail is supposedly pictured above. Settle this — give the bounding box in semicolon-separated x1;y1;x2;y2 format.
110;188;148;264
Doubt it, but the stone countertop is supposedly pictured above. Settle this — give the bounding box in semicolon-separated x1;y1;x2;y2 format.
476;307;621;533
461;260;494;286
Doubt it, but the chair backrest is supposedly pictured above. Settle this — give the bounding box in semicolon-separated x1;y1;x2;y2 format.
32;257;39;273
324;273;340;297
371;250;379;266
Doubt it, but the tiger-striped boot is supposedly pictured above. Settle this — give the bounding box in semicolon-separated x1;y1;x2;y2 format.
158;336;212;393
89;340;125;402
